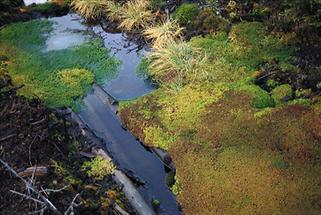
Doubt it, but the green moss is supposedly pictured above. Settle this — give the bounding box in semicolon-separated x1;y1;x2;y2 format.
173;3;199;25
82;156;116;180
51;160;82;186
271;84;292;105
136;57;150;79
191;22;293;77
254;108;273;119
165;171;176;188
287;98;312;107
144;126;175;150
148;0;166;10
172;177;181;195
0;20;120;108
29;2;68;14
237;84;275;108
266;79;279;90
272;156;289;170
295;88;312;98
157;83;227;132
191;8;230;34
120;85;321;214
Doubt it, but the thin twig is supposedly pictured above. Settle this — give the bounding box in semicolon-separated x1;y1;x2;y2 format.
0;159;62;215
64;194;80;215
10;190;45;205
41;186;69;194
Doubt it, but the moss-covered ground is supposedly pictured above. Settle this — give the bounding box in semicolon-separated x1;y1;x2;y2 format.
0;19;119;109
119;20;321;214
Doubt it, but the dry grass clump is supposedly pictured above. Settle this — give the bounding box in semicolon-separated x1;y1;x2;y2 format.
143;19;184;49
119;0;154;31
71;0;108;21
105;0;124;22
148;41;207;90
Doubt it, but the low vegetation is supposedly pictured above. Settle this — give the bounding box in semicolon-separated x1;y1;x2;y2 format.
148;41;208;90
119;0;154;31
143;19;184;49
0;19;119;108
82;156;116;180
71;0;108;21
119;1;321;214
173;3;199;26
2;0;321;214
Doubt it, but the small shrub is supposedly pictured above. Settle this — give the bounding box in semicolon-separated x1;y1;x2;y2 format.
119;0;154;31
173;3;199;26
271;84;292;105
71;0;108;21
82;156;115;180
143;19;184;49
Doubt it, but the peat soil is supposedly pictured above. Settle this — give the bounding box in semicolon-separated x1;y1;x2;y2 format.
0;73;135;214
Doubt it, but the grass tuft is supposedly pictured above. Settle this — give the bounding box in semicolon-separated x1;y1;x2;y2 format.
119;0;154;31
147;41;208;90
71;0;108;21
143;19;184;49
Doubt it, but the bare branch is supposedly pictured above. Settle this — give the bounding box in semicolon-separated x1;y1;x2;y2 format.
10;190;45;205
64;194;81;215
0;159;62;215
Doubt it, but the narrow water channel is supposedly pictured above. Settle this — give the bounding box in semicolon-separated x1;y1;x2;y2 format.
41;12;180;214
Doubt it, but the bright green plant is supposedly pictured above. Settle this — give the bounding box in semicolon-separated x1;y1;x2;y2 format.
119;0;154;31
237;83;275;109
143;19;184;49
287;99;312;107
71;0;108;21
144;126;175;150
52;160;82;185
82;156;116;180
173;3;199;26
0;20;120;108
271;84;292;105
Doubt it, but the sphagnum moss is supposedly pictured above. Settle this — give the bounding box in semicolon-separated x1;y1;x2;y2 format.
119;14;320;215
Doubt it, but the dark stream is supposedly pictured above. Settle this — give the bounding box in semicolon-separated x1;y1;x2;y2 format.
40;12;180;214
